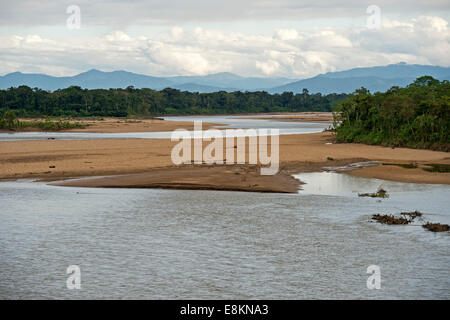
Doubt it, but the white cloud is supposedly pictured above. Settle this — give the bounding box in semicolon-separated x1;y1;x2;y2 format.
170;26;184;39
24;35;44;43
0;15;449;77
414;15;448;32
146;40;212;75
104;31;132;42
256;60;281;75
274;29;300;41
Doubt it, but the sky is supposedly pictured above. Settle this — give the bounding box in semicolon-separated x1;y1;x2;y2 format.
0;0;449;78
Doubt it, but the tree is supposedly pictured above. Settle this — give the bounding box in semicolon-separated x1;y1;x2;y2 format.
335;76;449;151
409;76;439;87
3;110;17;127
0;85;347;117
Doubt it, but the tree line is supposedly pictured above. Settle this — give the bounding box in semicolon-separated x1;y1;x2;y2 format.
0;86;348;117
334;76;449;151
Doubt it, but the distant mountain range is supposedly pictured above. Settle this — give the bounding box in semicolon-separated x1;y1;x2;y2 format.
269;63;450;94
1;63;449;94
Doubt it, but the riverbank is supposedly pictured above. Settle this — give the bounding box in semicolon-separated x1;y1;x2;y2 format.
236;112;334;123
1;117;221;133
1;112;331;133
1;131;449;192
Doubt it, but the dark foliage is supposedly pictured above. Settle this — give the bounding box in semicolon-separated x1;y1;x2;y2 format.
0;86;347;117
334;76;450;151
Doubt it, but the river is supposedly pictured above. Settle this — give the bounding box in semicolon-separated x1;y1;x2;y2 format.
0;173;448;299
0;116;448;299
0;115;330;141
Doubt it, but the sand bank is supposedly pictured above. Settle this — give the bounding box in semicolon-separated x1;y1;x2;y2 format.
50;165;300;193
1;131;449;192
3;117;221;133
236;112;334;123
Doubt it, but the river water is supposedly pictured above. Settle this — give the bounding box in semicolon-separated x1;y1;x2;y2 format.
0;173;448;299
0;115;448;299
0;115;330;141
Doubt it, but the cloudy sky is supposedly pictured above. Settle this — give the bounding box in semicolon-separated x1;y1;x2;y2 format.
0;0;449;78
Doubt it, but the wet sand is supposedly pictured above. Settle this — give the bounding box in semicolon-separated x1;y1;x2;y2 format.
50;165;301;193
1;131;449;192
347;164;450;185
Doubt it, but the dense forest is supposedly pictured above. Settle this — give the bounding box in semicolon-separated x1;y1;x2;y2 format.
335;76;450;151
2;79;448;151
0;86;347;117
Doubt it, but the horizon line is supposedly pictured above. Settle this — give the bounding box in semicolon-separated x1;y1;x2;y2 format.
2;62;448;80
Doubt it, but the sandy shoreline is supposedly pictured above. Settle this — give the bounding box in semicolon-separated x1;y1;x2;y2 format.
236;112;334;123
0;117;222;133
1;125;449;192
2;113;332;134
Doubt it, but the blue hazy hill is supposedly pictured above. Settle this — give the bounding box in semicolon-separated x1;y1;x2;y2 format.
1;63;449;94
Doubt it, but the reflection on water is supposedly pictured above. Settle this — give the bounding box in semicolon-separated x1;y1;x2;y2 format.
0;176;448;299
0;115;330;141
295;172;450;225
163;115;331;130
294;171;442;196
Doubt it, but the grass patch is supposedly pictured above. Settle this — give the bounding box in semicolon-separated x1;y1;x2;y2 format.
422;163;450;173
383;163;418;169
359;188;389;198
0;117;86;131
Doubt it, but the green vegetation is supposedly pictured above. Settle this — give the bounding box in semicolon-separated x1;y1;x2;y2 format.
334;76;450;151
383;163;418;169
0;86;347;118
0;110;85;131
359;188;389;198
382;162;450;173
422;163;450;173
